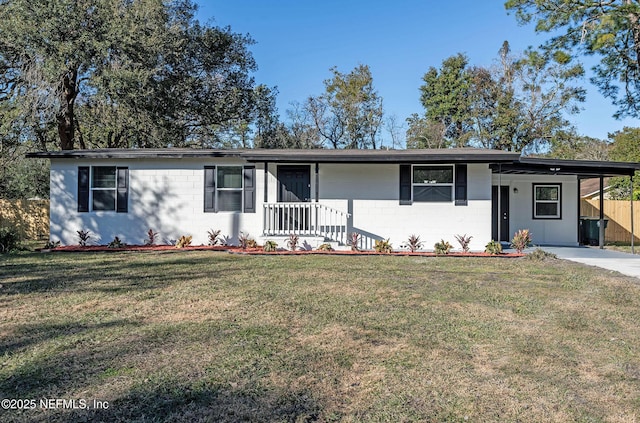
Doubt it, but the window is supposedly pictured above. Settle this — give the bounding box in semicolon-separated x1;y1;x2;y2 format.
78;166;128;213
533;184;561;219
204;166;255;213
217;166;243;212
412;165;453;202
92;167;117;211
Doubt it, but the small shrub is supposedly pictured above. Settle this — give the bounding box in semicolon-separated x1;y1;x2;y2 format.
176;235;193;248
238;232;251;249
287;233;299;251
43;239;61;249
317;243;334;251
145;229;159;245
246;238;258;249
454;234;473;253
207;229;221;246
526;248;557;261
434;239;452;255
107;236;125;249
77;229;91;247
484;240;503;255
348;232;361;251
511;229;532;253
374;238;393;253
0;227;21;253
404;234;423;252
263;240;278;252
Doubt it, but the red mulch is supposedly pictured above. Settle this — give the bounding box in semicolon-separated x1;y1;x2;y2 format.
43;244;524;257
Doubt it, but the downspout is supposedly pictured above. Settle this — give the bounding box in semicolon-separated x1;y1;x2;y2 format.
599;175;605;249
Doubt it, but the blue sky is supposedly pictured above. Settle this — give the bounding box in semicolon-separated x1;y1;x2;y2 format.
200;0;638;146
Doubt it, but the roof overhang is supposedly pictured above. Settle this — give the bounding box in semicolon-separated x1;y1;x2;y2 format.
491;157;640;178
26;148;521;164
26;148;640;176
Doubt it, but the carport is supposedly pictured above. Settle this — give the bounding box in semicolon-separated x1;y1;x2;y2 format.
492;157;640;252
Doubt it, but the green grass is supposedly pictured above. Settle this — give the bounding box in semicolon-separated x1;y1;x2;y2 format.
1;251;639;422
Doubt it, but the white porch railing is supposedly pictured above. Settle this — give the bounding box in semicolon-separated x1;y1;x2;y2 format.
263;202;350;244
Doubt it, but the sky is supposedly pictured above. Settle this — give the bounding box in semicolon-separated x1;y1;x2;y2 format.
199;0;639;146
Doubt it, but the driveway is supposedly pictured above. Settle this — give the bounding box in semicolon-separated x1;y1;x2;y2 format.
538;246;640;279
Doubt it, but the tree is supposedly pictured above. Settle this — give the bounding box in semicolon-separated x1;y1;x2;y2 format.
409;42;585;153
0;0;261;150
505;0;640;119
472;43;585;152
608;127;640;200
547;131;610;160
418;54;473;147
302;65;384;149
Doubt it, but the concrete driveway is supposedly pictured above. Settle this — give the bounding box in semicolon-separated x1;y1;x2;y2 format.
538;246;640;279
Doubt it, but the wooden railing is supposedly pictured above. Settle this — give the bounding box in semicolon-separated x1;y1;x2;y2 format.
263;202;350;244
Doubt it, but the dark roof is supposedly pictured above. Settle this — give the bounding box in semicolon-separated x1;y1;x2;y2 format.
26;148;640;176
491;157;640;177
26;147;521;163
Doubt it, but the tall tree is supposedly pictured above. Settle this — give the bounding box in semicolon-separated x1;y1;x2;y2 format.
409;42;585;153
505;0;640;119
303;65;384;149
418;54;473;147
608;127;640;199
0;0;261;150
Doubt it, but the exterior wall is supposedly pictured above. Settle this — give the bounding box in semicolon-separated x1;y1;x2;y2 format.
49;157;580;249
50;158;265;245
317;163;493;251
493;174;579;246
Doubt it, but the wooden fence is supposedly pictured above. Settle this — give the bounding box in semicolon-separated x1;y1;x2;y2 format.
581;199;640;243
0;199;49;240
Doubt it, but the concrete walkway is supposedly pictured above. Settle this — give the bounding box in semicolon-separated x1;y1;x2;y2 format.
537;246;640;279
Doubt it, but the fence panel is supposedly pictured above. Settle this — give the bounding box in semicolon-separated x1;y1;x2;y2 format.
0;199;49;240
580;199;640;243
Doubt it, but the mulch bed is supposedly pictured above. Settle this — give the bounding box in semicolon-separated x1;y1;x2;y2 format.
43;244;525;257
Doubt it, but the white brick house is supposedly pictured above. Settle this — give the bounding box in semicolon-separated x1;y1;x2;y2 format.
28;148;640;250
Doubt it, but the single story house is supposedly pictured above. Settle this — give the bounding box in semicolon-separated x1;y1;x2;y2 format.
27;148;640;250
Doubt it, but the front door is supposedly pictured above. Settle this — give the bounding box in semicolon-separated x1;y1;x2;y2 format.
277;166;311;231
492;185;510;242
278;166;311;202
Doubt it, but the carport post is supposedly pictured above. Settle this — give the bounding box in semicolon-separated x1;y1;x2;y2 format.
631;174;635;255
599;175;605;249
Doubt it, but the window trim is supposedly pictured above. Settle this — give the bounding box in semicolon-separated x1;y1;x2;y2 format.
411;164;455;203
215;165;244;213
204;165;256;213
532;183;562;220
84;166;128;213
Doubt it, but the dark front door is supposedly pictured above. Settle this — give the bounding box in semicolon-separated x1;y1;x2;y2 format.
277;166;311;231
278;166;311;202
492;185;510;242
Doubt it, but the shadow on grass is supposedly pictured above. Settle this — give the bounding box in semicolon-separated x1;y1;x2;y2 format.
0;319;141;356
0;252;248;296
1;317;322;422
3;382;322;423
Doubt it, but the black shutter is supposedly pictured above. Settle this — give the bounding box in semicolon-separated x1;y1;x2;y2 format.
204;166;216;212
399;164;412;205
78;167;90;212
243;166;256;213
455;164;468;206
116;167;129;213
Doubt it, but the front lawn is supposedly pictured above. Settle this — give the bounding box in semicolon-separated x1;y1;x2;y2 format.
1;251;639;422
